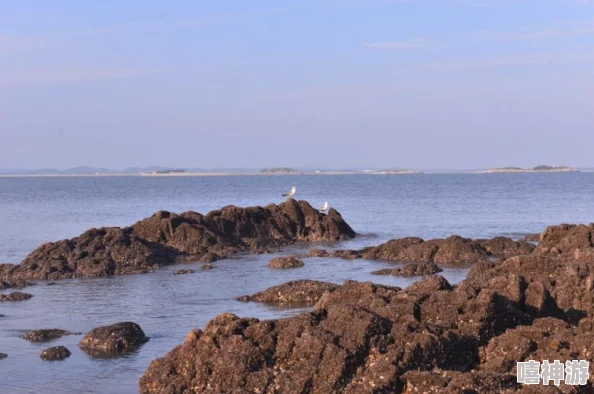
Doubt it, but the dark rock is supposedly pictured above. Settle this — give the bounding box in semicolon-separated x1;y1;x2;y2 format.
0;353;6;360
80;322;148;356
46;282;56;286
235;280;339;304
21;329;79;342
173;269;194;275
0;292;32;302
0;280;33;290
307;248;329;257
200;264;214;270
0;200;355;281
330;235;533;266
40;346;71;361
371;261;443;276
401;370;519;393
267;256;304;269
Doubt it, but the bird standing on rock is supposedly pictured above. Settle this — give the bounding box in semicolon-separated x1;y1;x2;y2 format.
319;201;329;213
282;186;296;197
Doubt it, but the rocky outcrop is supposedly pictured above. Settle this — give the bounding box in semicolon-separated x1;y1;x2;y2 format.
0;200;355;281
140;224;594;393
80;322;148;356
0;292;32;302
173;269;194;275
235;280;339;304
40;346;71;361
371;261;443;276
267;256;304;269
21;329;79;342
321;235;534;266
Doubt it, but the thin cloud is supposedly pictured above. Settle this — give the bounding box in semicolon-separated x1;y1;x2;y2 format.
365;38;431;49
0;67;152;88
0;34;46;54
478;18;594;41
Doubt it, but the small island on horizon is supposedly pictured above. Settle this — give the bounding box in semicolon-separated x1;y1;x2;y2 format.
477;165;579;174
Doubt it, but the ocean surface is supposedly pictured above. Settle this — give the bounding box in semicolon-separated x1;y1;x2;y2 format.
0;173;593;393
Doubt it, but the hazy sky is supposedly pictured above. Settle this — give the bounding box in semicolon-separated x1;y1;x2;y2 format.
1;1;593;170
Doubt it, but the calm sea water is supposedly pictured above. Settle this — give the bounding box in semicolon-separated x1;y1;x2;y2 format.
0;173;593;393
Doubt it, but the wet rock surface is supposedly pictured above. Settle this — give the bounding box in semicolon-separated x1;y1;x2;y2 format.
80;322;148;356
0;280;33;290
267;256;305;269
0;200;355;281
141;224;594;393
325;235;535;266
235;279;339;304
200;264;214;270
40;346;71;361
371;261;443;276
173;269;194;275
0;352;7;360
21;329;79;342
0;292;33;302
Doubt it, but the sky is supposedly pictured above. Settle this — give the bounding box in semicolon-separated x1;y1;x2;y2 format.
1;0;593;170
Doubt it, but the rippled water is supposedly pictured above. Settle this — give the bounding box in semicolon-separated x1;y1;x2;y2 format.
1;173;593;393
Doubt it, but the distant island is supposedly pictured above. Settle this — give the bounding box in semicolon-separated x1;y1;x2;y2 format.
261;168;302;174
478;165;579;174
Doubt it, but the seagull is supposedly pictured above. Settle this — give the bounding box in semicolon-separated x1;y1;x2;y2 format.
282;186;296;197
319;201;329;213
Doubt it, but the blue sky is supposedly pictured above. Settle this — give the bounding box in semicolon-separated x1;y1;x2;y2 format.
1;0;593;169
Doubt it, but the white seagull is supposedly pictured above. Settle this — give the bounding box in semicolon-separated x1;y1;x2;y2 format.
282;186;297;197
319;201;329;213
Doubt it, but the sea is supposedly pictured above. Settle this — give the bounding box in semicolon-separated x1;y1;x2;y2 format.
0;173;593;393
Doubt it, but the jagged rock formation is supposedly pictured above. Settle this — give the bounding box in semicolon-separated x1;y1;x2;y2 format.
0;200;355;280
140;223;594;393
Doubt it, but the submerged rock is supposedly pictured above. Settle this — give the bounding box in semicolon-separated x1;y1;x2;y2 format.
173;269;194;275
80;322;148;356
0;292;32;302
200;264;214;270
0;353;6;360
235;280;339;304
40;346;71;361
140;224;594;393
21;329;78;342
371;261;443;276
0;200;355;281
267;256;304;269
307;249;330;257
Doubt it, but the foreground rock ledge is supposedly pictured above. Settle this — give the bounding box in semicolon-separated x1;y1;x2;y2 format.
0;199;355;281
80;322;148;356
140;223;594;393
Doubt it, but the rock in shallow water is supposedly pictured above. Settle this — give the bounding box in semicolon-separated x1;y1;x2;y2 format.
0;199;355;281
0;292;32;302
371;261;443;276
173;269;194;275
40;346;71;361
267;256;304;269
20;329;79;342
200;264;214;270
80;322;148;356
0;353;7;360
235;279;339;304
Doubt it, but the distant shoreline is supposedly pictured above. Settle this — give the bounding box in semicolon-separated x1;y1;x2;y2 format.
0;169;590;178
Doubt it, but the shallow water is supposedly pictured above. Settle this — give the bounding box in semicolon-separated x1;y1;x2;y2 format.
1;173;593;393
